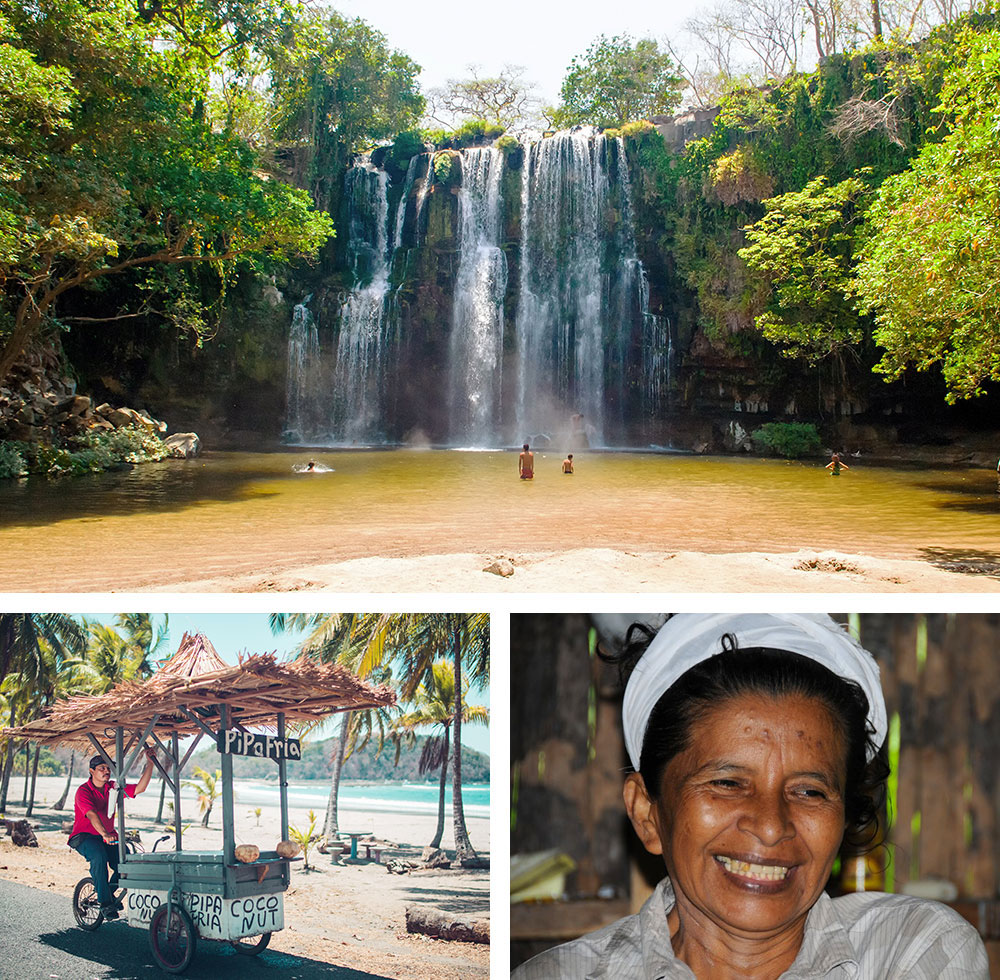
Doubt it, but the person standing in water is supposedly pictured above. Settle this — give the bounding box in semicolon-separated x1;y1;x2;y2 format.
519;444;534;480
562;454;574;474
826;452;850;476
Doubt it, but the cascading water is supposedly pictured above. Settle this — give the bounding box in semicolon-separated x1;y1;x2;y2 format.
448;147;507;446
515;131;639;447
284;295;319;443
331;160;394;444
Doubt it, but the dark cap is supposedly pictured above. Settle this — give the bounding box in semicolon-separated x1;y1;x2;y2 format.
88;755;109;770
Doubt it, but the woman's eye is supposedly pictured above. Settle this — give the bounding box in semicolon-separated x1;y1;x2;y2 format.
793;786;827;800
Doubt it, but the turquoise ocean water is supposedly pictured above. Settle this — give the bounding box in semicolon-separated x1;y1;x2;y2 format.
232;779;490;820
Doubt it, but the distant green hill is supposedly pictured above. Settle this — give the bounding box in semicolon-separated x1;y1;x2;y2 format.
184;734;490;783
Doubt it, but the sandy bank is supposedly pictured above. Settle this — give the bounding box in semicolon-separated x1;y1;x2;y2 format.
1;776;489;979
148;547;1000;593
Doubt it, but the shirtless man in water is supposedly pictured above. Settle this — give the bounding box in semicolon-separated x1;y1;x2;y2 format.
519;444;534;480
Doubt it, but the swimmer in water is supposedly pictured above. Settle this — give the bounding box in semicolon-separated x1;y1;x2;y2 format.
519;443;534;480
825;452;850;476
306;460;316;472
562;454;574;474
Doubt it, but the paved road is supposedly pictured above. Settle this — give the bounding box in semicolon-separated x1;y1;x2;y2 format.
0;878;393;979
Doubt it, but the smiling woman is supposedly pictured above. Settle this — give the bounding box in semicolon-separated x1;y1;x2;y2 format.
512;614;989;979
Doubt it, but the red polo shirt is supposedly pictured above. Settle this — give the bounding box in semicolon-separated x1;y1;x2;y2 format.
71;778;137;838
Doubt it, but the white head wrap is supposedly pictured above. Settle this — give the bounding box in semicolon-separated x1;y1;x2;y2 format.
621;613;887;771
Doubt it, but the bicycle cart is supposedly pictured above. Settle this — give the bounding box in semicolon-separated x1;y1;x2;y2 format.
5;632;395;974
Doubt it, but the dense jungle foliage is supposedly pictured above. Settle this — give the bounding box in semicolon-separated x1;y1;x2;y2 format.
622;8;1000;406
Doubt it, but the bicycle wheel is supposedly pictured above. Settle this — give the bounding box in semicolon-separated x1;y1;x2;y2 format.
149;903;197;974
230;932;271;955
72;877;104;931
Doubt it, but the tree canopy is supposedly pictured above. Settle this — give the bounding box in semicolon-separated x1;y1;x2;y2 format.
0;0;404;378
854;23;1000;400
553;34;684;130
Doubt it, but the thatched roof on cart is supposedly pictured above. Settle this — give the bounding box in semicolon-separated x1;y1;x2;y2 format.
2;631;396;748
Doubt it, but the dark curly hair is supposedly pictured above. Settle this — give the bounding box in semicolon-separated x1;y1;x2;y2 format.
605;620;890;851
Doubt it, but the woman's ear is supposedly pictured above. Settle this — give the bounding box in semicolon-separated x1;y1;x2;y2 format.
623;772;664;856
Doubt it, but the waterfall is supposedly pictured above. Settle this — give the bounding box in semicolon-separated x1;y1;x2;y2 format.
331;160;393;444
515;131;633;447
284;294;319;443
283;133;668;447
448;147;507;446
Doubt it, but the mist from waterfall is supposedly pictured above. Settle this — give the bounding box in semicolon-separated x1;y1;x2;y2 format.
448;147;507;446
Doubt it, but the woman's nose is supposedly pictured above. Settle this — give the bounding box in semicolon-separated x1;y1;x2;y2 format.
738;793;794;845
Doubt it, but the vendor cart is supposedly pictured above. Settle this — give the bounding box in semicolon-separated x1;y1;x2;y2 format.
4;632;395;973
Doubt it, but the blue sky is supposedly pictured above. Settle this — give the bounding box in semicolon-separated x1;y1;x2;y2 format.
80;612;490;756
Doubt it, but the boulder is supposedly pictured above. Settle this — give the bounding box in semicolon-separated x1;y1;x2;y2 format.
165;432;201;458
482;558;515;578
56;394;92;416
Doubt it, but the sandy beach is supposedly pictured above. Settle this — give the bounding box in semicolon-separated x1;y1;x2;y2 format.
149;547;1000;593
0;776;489;979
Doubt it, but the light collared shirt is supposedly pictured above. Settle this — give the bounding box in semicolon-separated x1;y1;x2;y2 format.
513;877;989;979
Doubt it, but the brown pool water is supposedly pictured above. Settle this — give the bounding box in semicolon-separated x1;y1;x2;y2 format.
1;449;997;591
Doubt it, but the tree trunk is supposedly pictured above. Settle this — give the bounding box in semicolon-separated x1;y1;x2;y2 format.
20;742;30;805
430;726;451;850
870;0;882;39
155;776;167;824
25;744;40;816
450;623;479;866
404;907;489;944
202;803;212;828
54;750;75;809
0;705;16;810
322;711;352;839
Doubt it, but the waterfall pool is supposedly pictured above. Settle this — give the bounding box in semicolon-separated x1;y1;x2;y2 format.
1;448;998;592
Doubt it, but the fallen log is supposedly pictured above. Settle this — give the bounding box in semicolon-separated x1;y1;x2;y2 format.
405;907;489;944
1;819;38;847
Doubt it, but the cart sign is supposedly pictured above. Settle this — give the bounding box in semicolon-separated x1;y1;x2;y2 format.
217;730;301;760
126;889;284;940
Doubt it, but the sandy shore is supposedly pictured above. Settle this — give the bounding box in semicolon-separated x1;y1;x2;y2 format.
1;776;489;979
148;547;1000;593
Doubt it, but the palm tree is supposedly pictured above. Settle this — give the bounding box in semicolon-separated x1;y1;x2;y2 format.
270;613;489;864
0;616;89;815
269;614;399;839
184;767;221;827
0;613;87;688
347;613;489;866
392;660;489;850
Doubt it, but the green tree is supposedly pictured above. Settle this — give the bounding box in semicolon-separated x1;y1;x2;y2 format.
0;614;88;813
0;0;333;384
268;9;423;206
356;613;489;867
854;24;1000;401
184;766;221;827
553;35;684;129
270;613;489;865
739;175;870;365
268;613;396;840
392;661;488;851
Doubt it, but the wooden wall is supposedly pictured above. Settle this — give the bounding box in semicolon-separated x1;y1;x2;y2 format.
510;613;1000;974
